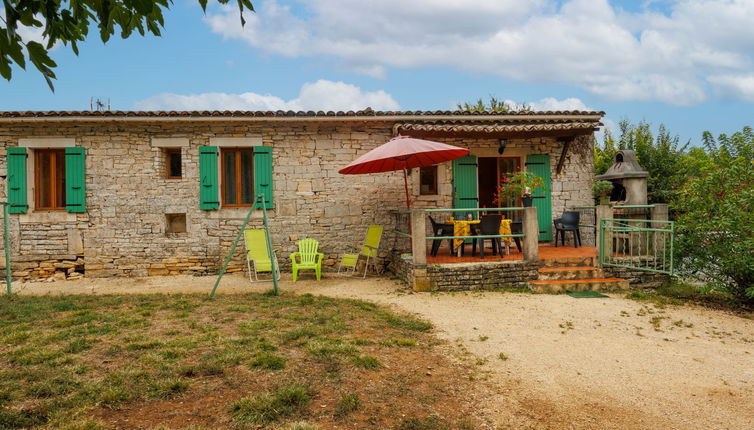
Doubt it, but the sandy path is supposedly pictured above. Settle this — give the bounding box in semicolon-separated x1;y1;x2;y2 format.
14;274;754;429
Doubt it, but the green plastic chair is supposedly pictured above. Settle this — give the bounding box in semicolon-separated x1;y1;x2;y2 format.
338;225;383;278
244;229;280;282
290;238;324;282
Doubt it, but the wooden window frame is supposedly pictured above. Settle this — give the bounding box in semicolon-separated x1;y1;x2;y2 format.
34;148;66;212
220;148;254;208
165;148;182;179
419;165;438;195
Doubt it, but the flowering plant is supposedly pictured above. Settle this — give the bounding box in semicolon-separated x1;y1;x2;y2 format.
492;170;546;206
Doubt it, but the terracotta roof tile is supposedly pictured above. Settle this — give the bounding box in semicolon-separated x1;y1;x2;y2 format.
0;109;604;119
396;121;603;133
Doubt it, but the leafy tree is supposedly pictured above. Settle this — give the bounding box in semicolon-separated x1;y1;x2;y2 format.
0;0;254;90
457;96;525;113
674;126;754;304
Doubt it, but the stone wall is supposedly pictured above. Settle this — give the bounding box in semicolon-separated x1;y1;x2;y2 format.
387;250;540;291
603;266;670;289
0;119;594;281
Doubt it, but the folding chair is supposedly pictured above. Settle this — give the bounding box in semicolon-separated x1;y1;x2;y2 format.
244;229;280;282
338;225;383;278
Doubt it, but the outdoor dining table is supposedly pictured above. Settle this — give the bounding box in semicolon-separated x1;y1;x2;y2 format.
446;218;513;257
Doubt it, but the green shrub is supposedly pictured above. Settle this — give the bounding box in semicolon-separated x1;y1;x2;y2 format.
675;130;753;304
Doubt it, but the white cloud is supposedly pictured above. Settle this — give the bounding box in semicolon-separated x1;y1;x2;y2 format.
707;74;754;103
527;97;591;111
205;0;754;106
0;9;55;48
132;79;400;111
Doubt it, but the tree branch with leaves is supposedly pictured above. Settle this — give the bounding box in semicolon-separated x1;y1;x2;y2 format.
1;0;254;90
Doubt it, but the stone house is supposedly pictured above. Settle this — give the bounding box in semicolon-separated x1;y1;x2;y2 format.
0;109;603;281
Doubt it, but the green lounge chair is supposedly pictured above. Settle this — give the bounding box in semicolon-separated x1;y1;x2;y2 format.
338;225;383;278
244;229;280;282
290;238;324;282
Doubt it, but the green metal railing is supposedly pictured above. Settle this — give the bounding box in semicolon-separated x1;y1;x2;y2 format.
599;218;674;275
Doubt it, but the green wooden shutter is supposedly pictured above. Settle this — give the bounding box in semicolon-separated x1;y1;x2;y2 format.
253;146;273;209
199;146;219;210
6;147;28;214
452;155;478;214
525;154;553;241
65;147;86;213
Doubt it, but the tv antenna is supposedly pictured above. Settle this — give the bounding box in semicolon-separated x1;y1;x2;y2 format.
90;97;111;111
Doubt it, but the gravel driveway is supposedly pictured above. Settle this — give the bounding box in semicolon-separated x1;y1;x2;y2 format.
16;274;754;429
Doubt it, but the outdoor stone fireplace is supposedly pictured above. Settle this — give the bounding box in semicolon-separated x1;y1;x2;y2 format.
595;150;648;205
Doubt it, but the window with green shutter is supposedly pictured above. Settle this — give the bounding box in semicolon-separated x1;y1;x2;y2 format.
253;146;273;209
199;146;219;210
6;147;28;214
65;147;86;213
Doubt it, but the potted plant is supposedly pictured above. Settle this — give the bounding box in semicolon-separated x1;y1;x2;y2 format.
492;170;546;207
592;180;613;205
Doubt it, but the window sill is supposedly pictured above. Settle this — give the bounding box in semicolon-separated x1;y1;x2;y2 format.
20;211;78;223
208;207;274;220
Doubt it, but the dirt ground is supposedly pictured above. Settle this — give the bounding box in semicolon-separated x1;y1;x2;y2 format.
15;273;754;429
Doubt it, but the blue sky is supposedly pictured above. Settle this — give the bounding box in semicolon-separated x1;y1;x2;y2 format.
2;0;753;146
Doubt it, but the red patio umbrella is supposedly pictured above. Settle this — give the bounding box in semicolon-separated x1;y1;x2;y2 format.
339;136;469;208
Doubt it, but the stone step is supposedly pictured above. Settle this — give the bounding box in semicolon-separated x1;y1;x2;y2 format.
537;266;604;281
528;277;630;294
539;256;597;268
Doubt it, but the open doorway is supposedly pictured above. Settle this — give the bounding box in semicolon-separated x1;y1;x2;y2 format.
478;156;521;209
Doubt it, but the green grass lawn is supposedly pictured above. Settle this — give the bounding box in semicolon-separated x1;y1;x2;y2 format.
0;292;480;430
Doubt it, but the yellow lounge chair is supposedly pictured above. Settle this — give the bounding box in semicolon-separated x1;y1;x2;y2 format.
244;229;280;282
338;225;383;278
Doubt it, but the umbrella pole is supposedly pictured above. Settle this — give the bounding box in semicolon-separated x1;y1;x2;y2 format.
403;168;411;209
402;168;414;251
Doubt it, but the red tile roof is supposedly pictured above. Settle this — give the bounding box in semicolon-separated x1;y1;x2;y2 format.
0;109;604;119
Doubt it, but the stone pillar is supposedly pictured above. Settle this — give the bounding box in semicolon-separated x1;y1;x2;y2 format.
410;209;430;291
523;207;538;262
410;209;426;265
651;204;669;223
651;204;670;257
595;204;613;257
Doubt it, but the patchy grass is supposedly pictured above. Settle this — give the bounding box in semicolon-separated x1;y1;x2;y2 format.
230;383;312;425
626;281;753;311
334;393;361;419
0;293;481;429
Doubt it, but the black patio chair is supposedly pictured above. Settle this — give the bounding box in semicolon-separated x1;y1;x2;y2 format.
471;214;502;259
554;211;581;248
510;221;523;253
428;216;455;257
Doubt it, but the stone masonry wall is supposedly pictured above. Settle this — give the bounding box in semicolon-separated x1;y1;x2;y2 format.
0;119;594;281
387;250;540;291
603;266;670;289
